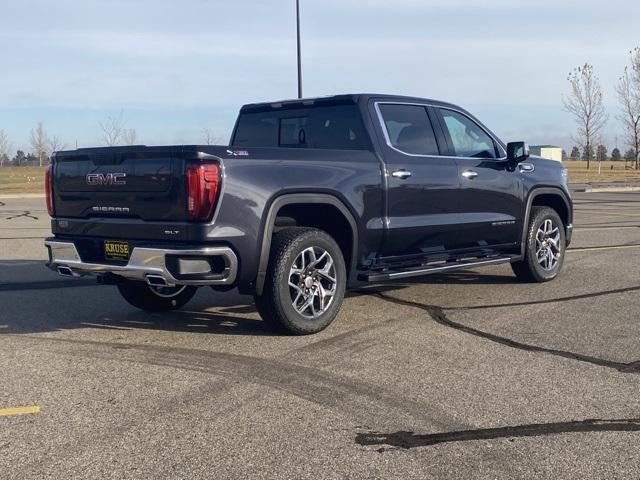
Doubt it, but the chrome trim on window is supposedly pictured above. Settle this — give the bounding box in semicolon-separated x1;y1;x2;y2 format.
374;102;439;159
374;101;507;161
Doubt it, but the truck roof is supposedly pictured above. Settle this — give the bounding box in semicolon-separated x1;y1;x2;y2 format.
238;93;504;149
240;93;461;112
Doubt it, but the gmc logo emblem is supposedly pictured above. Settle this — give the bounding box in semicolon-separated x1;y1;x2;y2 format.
86;173;127;186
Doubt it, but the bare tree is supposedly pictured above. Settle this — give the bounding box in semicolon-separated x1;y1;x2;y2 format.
49;135;68;154
30;122;50;167
616;49;640;170
563;63;608;170
99;111;125;146
0;130;11;167
123;129;138;146
201;127;222;145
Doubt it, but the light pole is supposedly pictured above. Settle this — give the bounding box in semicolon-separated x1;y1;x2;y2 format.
296;0;302;99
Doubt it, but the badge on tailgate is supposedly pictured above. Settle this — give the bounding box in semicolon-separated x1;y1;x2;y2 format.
104;240;130;261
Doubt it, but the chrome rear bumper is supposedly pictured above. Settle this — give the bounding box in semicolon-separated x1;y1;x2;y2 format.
45;240;237;287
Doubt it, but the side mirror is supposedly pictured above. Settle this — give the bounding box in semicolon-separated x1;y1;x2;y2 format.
507;141;530;163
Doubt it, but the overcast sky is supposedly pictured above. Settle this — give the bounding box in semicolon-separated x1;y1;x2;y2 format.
1;0;639;152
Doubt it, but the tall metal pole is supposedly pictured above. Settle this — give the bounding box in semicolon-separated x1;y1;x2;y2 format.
296;0;302;99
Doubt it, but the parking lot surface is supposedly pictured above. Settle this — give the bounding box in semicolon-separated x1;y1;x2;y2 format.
1;191;639;479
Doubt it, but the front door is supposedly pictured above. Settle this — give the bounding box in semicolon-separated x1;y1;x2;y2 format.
434;107;521;250
372;102;461;260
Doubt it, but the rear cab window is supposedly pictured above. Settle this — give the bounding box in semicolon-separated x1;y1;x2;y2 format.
232;103;370;150
377;104;440;156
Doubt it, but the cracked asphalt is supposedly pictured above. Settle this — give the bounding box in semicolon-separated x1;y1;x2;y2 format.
1;191;639;479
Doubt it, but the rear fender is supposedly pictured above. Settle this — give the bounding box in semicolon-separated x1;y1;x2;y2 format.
255;194;359;296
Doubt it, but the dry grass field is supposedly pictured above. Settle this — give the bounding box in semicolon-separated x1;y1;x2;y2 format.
0;162;639;195
0;167;47;195
564;160;640;183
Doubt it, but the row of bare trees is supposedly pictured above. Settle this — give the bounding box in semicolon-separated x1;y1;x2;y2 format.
29;123;68;167
98;112;223;147
0;115;224;167
0;125;67;167
98;111;137;147
615;48;640;170
563;48;640;170
0;130;10;167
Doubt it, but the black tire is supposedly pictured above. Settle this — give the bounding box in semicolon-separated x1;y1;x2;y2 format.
253;227;347;335
117;281;198;312
512;206;566;283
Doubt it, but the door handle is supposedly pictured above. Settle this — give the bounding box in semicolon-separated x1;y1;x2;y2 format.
462;170;478;180
392;169;412;179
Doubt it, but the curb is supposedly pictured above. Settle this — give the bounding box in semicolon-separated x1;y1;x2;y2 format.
583;186;640;193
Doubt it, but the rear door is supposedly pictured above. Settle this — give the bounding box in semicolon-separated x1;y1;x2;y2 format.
372;101;461;259
53;147;184;221
434;107;521;249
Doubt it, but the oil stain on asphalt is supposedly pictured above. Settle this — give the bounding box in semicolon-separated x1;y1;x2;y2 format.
356;418;640;452
372;291;640;374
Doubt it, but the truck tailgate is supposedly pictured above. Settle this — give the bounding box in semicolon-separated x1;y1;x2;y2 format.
53;147;185;222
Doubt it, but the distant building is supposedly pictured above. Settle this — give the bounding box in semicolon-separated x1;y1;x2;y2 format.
529;145;563;162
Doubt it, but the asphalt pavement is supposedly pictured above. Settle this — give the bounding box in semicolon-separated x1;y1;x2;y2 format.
1;191;639;479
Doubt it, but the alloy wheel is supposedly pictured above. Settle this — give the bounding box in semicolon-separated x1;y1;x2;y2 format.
536;218;562;271
288;246;337;318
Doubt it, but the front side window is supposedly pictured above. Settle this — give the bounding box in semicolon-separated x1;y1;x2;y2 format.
379;104;439;156
439;109;496;159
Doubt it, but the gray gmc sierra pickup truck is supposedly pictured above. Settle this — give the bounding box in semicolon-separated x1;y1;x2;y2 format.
45;94;573;334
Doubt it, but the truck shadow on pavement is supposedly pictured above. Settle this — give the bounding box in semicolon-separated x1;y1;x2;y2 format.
2;304;276;337
0;261;518;337
3;261;640;375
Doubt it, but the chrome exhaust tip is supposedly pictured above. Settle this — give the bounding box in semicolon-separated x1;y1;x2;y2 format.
146;275;169;287
57;266;74;277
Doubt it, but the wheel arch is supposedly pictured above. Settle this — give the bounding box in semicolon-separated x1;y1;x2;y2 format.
520;187;573;256
255;193;359;296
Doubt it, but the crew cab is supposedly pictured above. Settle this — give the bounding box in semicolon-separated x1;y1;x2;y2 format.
45;94;573;334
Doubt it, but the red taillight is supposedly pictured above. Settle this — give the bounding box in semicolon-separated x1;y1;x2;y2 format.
186;163;220;221
45;165;54;217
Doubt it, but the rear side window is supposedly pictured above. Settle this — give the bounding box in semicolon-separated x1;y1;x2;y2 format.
232;104;369;150
378;104;439;156
439;109;497;159
232;112;279;147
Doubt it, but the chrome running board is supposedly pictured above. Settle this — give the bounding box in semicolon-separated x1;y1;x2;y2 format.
358;256;514;282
